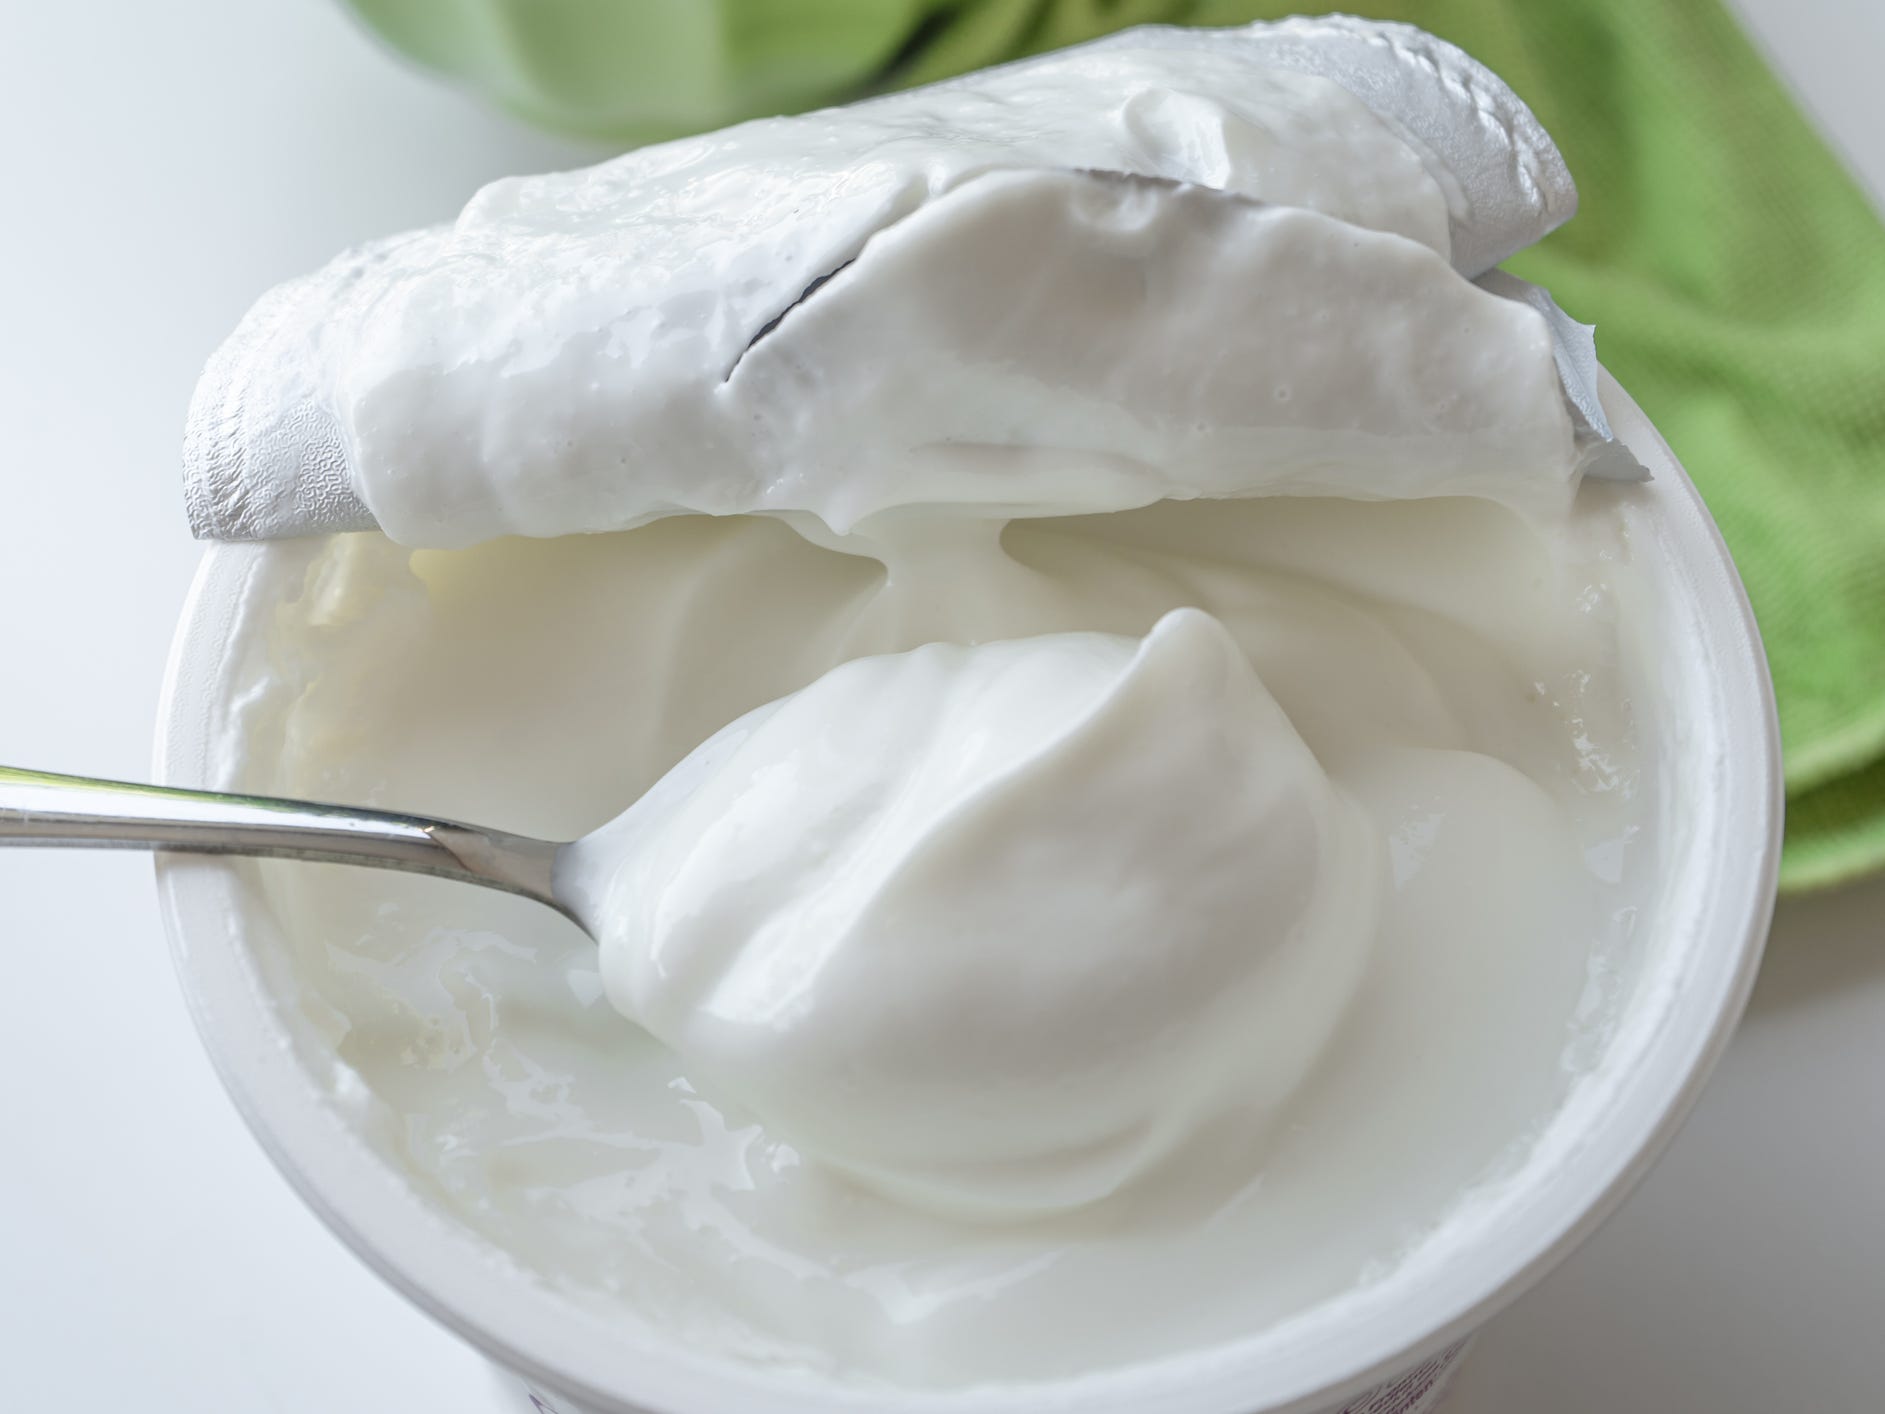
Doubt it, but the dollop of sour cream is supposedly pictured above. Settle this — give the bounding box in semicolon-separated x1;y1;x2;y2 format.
568;607;1380;1217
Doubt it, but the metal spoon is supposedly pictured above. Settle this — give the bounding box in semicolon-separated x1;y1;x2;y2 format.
0;765;584;926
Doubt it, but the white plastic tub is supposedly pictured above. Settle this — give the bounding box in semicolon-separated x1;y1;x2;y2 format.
153;373;1781;1414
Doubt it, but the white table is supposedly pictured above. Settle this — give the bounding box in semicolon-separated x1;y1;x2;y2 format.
1;3;1879;1409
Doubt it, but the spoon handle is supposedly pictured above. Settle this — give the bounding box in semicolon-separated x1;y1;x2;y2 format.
0;765;565;913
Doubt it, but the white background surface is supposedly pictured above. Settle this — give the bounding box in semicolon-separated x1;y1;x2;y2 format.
1;3;1880;1410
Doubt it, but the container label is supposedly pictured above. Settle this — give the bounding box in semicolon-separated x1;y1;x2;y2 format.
518;1336;1473;1414
1336;1337;1472;1414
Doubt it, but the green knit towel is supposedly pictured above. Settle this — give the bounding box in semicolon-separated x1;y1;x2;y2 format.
346;0;1885;890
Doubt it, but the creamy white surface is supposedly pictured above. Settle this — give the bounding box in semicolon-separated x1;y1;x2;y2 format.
219;492;1643;1385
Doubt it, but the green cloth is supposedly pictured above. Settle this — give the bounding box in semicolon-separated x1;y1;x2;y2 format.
349;0;1885;891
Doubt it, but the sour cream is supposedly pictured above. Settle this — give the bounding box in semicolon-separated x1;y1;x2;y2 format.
189;15;1647;1392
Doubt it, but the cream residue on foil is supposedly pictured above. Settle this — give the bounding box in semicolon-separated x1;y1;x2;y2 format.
183;17;1604;545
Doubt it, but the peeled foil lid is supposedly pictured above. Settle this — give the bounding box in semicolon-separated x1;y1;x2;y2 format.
1477;269;1650;481
184;240;389;539
183;16;1637;544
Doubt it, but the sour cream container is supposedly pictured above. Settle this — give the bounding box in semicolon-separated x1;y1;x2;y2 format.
153;373;1780;1414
